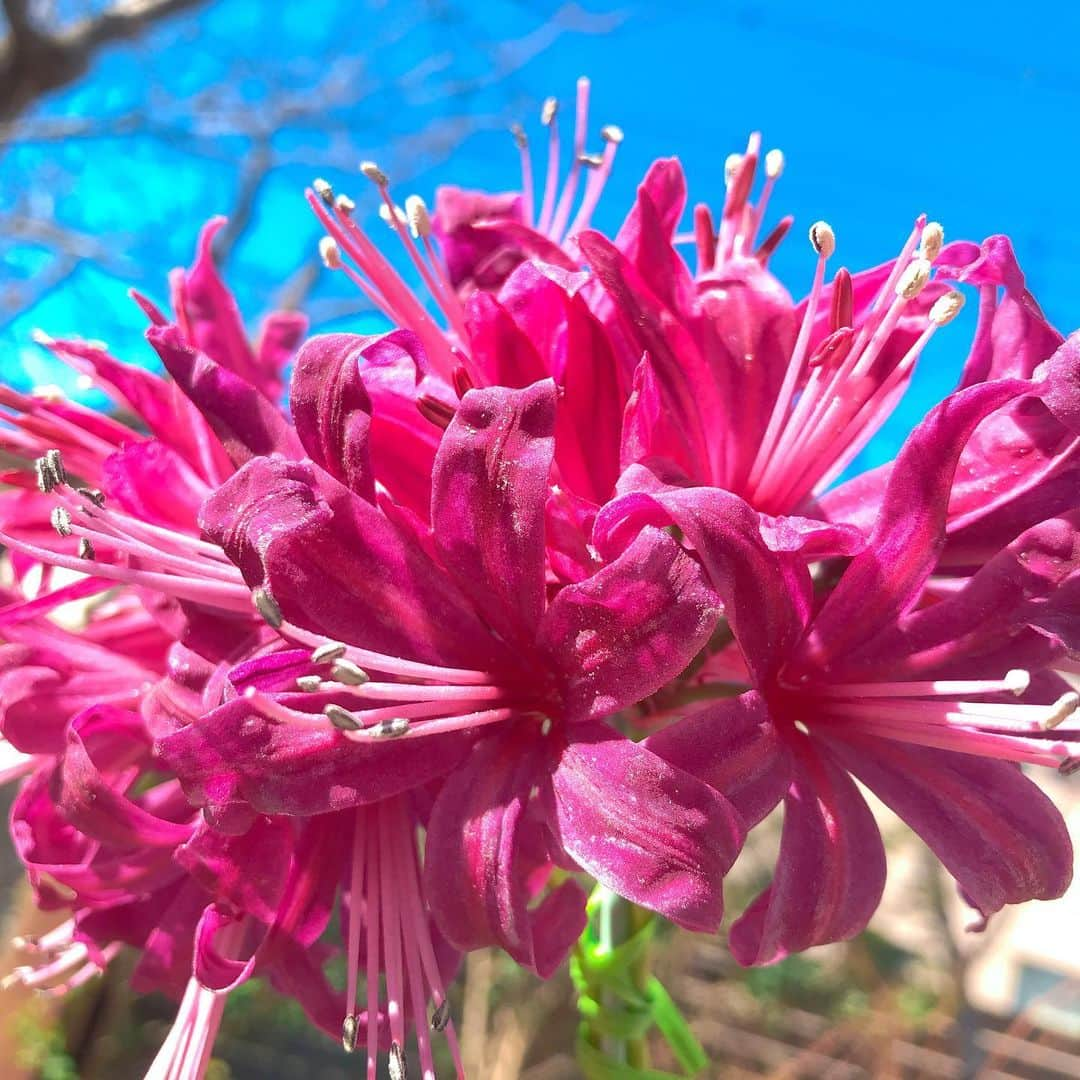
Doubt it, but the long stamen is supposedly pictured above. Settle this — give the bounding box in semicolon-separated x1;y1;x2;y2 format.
537;96;561;235
549;76;591;243
511;124;535;227
747;221;834;491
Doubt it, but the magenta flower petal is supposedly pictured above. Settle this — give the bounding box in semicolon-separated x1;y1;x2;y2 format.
546;719;744;933
147;324;302;465
289;333;375;500
540;524;720;720
158;697;473;823
729;742;885;966
201;456;499;667
800;377;1033;666
101;441;210;532
646;691;793;829
595;476;809;685
826;736;1072;921
171;218;270;392
432;380;556;645
424;728;588;975
176;815;293;925
56;708;193;849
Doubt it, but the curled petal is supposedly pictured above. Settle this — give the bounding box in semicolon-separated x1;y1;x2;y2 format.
147;324;302;465
646;691;792;829
729;740;885;965
826;736;1073;922
289;333;375;500
433;381;556;645
541;525;720;720
425;728;588;975
545;720;744;932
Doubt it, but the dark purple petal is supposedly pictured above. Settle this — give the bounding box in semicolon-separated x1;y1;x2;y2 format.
432;381;556;645
158;697;473;823
595;474;809;686
646;691;793;829
826;735;1072;922
729;740;885;965
541;525;720;720
794;377;1033;671
424;727;588;975
201;456;502;668
545;720;744;932
176;815;294;924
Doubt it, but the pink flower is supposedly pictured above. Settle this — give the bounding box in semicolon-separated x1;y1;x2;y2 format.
165;373;742;964
601;371;1079;962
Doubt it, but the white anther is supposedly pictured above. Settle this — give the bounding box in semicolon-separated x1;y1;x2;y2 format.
295;675;323;693
920;221;944;262
253;587;282;629
601;124;624;145
510;122;528;149
330;658;370;686
896;257;932;300
318;236;342;270
77;537;95;560
928;289;965;326
50;506;71;537
578;152;604;167
724;152;743;184
809;221;836;259
540;716;553;736
378;202;407;228
359;160;388;186
405;194;432;238
541;97;558;125
1045;692;1080;730
334;193;356;215
765;148;785;179
342;1014;358;1053
1005;669;1031;696
311;642;347;664
324;704;361;731
369;717;410;739
312;178;334;206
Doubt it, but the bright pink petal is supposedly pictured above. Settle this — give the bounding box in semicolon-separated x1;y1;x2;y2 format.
147;324;302;465
432;381;555;645
289;333;375;500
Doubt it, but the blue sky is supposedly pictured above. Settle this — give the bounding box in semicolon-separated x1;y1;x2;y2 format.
2;0;1076;467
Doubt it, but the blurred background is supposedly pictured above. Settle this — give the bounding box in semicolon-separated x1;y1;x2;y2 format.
1;1;1079;1076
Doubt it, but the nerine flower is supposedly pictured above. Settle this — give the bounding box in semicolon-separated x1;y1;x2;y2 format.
598;356;1080;962
163;372;743;967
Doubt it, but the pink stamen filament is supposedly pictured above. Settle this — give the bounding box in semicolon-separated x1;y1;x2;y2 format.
372;184;469;343
817;675;1029;699
549;76;590;243
307;193;458;377
277;619;495;685
378;801;407;1058
516;132;535;228
537;105;561;236
0;530;253;613
822;709;1070;768
746;246;829;490
365;816;381;1080
566;139;619;240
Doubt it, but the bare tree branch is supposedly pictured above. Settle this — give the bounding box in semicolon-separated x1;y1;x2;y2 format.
0;0;209;126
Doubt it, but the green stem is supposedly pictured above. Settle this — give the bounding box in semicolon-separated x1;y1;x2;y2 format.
626;902;652;1069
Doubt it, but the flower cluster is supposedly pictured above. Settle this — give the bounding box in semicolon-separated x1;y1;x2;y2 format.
1;77;1078;1077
